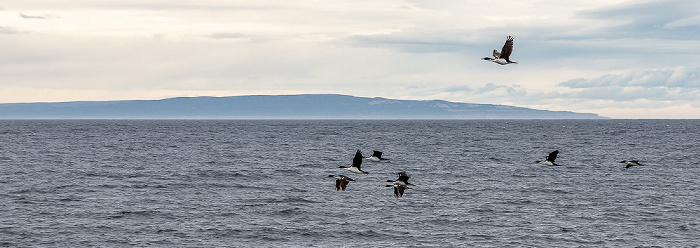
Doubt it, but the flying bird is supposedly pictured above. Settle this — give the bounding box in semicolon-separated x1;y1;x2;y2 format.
620;160;644;169
482;36;518;65
385;171;413;197
365;150;389;162
386;171;413;186
328;175;355;191
535;150;559;166
338;149;369;174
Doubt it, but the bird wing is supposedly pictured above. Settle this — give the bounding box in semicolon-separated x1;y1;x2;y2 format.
397;171;410;183
498;36;514;62
547;150;559;162
625;164;633;169
340;180;349;190
372;150;382;158
352;151;363;169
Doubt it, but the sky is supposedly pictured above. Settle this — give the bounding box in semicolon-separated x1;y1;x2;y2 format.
1;0;700;118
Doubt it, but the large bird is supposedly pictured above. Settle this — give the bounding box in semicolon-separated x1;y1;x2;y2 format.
386;171;413;186
385;171;413;197
535;150;559;166
328;175;355;191
482;36;518;65
620;160;644;169
365;150;389;162
338;149;368;174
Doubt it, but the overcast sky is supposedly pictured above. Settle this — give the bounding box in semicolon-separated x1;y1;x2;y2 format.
2;0;700;118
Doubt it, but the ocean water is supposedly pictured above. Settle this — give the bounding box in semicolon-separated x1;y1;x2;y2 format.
1;119;699;247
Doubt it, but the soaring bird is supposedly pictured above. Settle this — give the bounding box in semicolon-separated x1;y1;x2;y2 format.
535;150;559;166
365;150;389;162
338;150;368;174
328;175;355;191
620;160;644;169
482;36;518;65
385;171;413;197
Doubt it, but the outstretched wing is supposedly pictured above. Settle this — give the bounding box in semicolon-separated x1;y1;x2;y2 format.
372;150;383;158
352;150;363;169
335;179;342;191
547;150;559;162
397;171;410;183
498;36;514;62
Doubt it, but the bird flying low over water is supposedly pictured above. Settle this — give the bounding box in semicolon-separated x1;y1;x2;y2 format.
365;150;389;162
620;160;644;169
386;171;413;186
338;149;368;174
385;171;413;197
328;175;355;191
482;36;517;65
535;150;559;166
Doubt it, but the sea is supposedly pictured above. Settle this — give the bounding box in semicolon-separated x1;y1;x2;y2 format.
0;119;699;247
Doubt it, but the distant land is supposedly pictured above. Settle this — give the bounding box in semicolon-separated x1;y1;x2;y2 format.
0;94;607;119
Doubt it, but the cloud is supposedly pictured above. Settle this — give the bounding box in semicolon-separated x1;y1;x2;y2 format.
206;32;248;39
0;26;20;34
577;0;700;39
664;15;700;29
426;83;530;108
555;67;700;102
20;13;59;19
443;85;472;93
560;67;700;88
348;28;479;53
476;83;523;95
202;32;272;42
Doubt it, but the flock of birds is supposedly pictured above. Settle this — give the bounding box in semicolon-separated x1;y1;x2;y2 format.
328;149;413;198
329;149;645;197
328;36;646;197
481;37;646;169
535;150;645;168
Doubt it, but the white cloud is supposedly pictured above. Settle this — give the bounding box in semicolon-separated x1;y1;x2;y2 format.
0;26;20;34
560;67;700;89
664;15;700;29
20;13;59;19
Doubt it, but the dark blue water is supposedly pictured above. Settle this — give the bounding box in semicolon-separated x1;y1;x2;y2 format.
1;120;699;247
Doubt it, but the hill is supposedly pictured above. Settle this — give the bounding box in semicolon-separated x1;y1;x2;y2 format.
0;94;607;119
